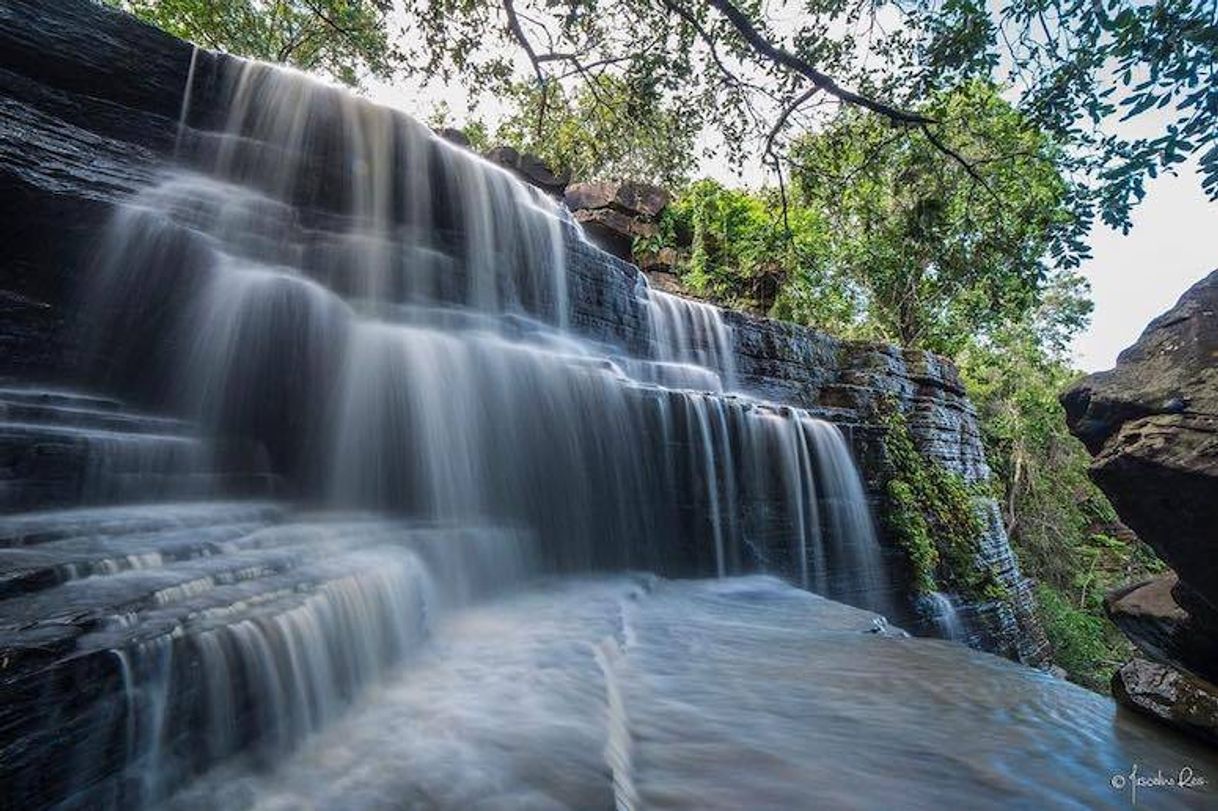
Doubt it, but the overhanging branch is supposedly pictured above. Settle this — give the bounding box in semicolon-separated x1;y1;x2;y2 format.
702;0;932;126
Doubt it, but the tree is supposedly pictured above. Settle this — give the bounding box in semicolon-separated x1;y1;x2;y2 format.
660;178;829;310
394;0;1216;241
901;0;1218;232
492;77;699;186
105;0;399;86
113;0;1217;236
781;82;1075;354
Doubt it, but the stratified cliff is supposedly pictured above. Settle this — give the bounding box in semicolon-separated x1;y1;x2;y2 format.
0;0;1044;663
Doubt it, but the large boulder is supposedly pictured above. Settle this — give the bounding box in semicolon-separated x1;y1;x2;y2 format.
564;180;669;218
1112;657;1218;746
1106;573;1218;684
1064;269;1218;741
564;180;670;260
570;207;658;259
1063;269;1218;615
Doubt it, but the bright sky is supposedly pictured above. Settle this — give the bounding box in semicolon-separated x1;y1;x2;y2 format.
1072;162;1218;372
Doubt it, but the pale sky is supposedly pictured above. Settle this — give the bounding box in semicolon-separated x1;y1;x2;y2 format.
1071;162;1218;372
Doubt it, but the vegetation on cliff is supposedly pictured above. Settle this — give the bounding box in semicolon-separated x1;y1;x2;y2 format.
959;330;1165;691
873;398;1008;604
431;78;699;187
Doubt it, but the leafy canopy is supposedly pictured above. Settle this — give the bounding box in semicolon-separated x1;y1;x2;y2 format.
491;78;699;186
111;0;1218;237
105;0;398;86
660;179;828;310
394;0;1217;239
781;81;1079;353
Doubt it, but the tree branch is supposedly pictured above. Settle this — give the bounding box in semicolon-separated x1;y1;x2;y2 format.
764;87;819;248
703;0;933;125
662;0;752;91
919;124;1001;201
764;86;821;162
502;0;550;136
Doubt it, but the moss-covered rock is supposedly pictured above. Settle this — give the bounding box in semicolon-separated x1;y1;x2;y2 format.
874;397;1009;604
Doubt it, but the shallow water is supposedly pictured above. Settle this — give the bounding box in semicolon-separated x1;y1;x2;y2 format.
163;576;1218;811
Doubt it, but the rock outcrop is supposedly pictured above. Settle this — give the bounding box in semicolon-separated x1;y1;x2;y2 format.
0;0;1044;664
564;180;669;260
1106;573;1218;684
1064;269;1218;741
1112;658;1218;747
482;145;570;196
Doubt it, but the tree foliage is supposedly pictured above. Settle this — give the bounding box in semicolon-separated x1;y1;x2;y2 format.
782;82;1077;353
491;78;699;186
661;84;1079;354
659;179;827;309
105;0;398;85
112;0;1218;233
392;0;1217;237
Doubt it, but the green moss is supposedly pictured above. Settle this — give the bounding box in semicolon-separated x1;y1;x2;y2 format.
1034;583;1127;692
884;478;940;593
875;398;1008;604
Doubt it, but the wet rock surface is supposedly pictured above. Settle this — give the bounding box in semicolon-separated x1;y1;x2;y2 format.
1113;658;1218;747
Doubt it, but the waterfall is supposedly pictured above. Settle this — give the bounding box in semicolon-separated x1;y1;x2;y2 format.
10;16;1217;809
84;53;887;603
16;49;901;807
923;591;968;642
646;286;739;391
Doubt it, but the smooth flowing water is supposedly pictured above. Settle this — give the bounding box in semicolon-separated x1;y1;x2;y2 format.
3;51;1216;811
83;57;889;601
923;590;968;642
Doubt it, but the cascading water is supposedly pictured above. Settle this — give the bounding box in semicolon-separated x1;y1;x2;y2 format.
84;56;888;596
922;590;968;642
6;33;1215;811
646;287;739;390
26;52;895;806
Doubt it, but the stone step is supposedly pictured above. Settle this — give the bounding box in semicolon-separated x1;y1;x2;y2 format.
0;395;194;436
0;503;284;599
0;385;125;411
0;500;285;547
0;386;276;512
0;506;531;809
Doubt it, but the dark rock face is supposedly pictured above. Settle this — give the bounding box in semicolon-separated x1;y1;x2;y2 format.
1065;270;1218;741
1062;275;1218;597
1062;269;1218;615
0;0;1044;665
1106;574;1218;685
